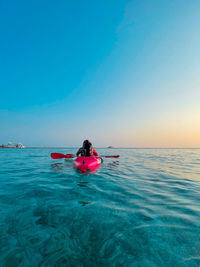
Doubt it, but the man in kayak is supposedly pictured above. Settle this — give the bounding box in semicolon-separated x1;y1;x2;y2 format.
76;140;98;157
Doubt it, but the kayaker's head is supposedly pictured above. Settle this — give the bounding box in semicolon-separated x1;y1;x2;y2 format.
83;140;91;148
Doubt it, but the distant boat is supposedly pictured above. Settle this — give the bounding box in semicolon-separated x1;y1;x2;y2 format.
0;142;26;148
107;146;114;149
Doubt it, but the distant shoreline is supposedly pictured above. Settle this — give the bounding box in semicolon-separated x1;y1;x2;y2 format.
5;147;199;149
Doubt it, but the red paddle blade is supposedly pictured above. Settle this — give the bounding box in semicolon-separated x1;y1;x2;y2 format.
51;153;65;159
51;153;75;159
104;155;120;158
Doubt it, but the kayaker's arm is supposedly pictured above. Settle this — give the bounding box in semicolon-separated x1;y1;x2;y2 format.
76;148;82;157
92;148;98;156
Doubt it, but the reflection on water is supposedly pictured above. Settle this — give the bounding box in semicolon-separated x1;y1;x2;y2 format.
106;160;120;168
0;148;200;266
77;182;90;187
51;162;73;172
78;201;92;206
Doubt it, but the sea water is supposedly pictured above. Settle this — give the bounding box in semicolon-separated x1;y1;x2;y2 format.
0;148;200;267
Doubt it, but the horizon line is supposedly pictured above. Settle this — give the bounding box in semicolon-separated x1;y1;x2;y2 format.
24;147;200;149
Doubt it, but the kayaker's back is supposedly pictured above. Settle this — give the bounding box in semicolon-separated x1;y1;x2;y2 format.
76;140;98;157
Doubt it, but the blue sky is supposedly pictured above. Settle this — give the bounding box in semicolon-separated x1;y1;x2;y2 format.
1;0;200;147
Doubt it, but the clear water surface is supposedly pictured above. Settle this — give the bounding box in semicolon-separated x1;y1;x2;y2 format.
0;148;200;266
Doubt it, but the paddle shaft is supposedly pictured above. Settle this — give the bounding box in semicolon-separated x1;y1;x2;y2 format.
51;153;119;159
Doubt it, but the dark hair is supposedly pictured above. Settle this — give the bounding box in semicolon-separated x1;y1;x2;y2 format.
83;140;91;148
82;140;92;156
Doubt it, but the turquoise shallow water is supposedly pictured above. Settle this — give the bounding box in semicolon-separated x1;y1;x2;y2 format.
0;148;200;266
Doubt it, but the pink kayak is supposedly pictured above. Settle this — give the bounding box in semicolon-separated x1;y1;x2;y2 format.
73;156;101;172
